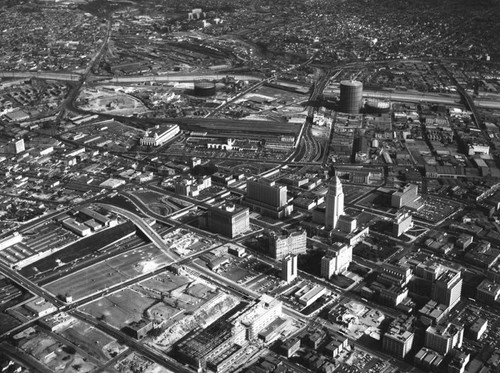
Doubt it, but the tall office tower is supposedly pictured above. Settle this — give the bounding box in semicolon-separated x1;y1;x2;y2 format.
245;178;292;218
382;315;416;359
247;178;287;207
339;80;363;114
207;204;250;238
431;268;462;309
391;183;419;208
281;254;297;283
325;176;345;230
392;212;413;237
320;243;352;279
425;322;464;355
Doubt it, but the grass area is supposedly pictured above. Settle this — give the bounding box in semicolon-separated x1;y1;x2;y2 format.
62;320;115;363
99;194;141;214
329;274;355;289
298;249;326;277
44;244;172;300
81;288;156;329
353;241;398;262
0;313;20;332
21;222;136;274
132;191;162;204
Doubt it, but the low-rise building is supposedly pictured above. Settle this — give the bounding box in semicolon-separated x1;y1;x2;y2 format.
125;319;153;339
140;124;179;146
469;318;487;341
279;337;300;358
476;279;500;304
25;297;57;317
62;218;91;237
324;332;349;358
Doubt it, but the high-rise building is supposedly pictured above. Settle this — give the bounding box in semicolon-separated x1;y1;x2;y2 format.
337;215;357;233
281;254;297;283
415;261;443;281
383;315;416;358
321;243;352;279
391;183;419;208
393;212;413;237
325;176;345;230
425;322;464;355
431;268;462;309
269;229;307;260
207;204;249;238
245;178;292;218
339;80;363;114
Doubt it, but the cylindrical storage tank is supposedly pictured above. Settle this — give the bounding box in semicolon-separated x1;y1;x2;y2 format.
194;80;216;96
339;80;363;114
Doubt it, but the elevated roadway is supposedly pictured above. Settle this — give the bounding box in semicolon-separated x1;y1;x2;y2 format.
0;262;64;307
0;71;81;81
97;203;176;263
93;73;263;84
324;87;500;109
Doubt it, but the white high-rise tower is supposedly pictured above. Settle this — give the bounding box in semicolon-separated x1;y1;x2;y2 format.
325;176;344;230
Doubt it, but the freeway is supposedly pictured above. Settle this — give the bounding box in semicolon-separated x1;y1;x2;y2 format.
97;203;176;263
204;77;274;118
324;87;461;104
0;262;64;308
0;71;81;81
324;86;500;110
95;73;263;84
58;19;113;120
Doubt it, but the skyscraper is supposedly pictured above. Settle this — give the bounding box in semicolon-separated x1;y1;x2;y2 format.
320;243;352;279
425;322;464;355
431;268;462;309
281;254;297;283
207;204;250;238
247;178;287;208
244;178;292;218
325;176;344;230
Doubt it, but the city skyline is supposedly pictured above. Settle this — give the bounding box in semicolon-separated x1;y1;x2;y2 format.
1;1;500;373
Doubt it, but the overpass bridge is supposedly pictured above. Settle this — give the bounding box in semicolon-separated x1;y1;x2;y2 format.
97;203;176;262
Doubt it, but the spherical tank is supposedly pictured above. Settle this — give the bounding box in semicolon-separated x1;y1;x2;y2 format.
194;80;216;96
339;80;363;114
